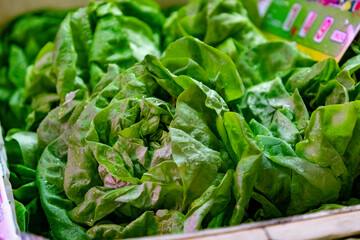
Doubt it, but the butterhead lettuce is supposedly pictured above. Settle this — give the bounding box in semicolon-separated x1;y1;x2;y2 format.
2;0;360;239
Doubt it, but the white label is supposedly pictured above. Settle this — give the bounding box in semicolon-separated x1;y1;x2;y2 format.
258;0;272;17
0;127;20;240
283;3;302;31
299;11;318;37
0;169;20;240
330;30;348;43
314;16;334;43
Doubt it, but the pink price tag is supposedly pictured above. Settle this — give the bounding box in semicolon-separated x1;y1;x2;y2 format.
314;16;334;43
299;11;318;37
330;30;348;43
283;3;302;31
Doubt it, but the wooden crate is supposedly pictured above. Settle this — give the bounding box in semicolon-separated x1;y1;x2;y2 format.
1;1;360;239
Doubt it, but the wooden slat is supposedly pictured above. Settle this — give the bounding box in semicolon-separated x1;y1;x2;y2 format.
266;210;360;240
137;205;360;240
0;0;88;27
0;0;188;27
182;228;268;240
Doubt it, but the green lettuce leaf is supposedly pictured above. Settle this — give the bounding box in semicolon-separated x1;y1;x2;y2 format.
163;0;266;49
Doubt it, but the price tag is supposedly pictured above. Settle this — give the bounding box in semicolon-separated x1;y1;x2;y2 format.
299;11;318;37
314;16;334;43
283;3;302;31
260;0;360;62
